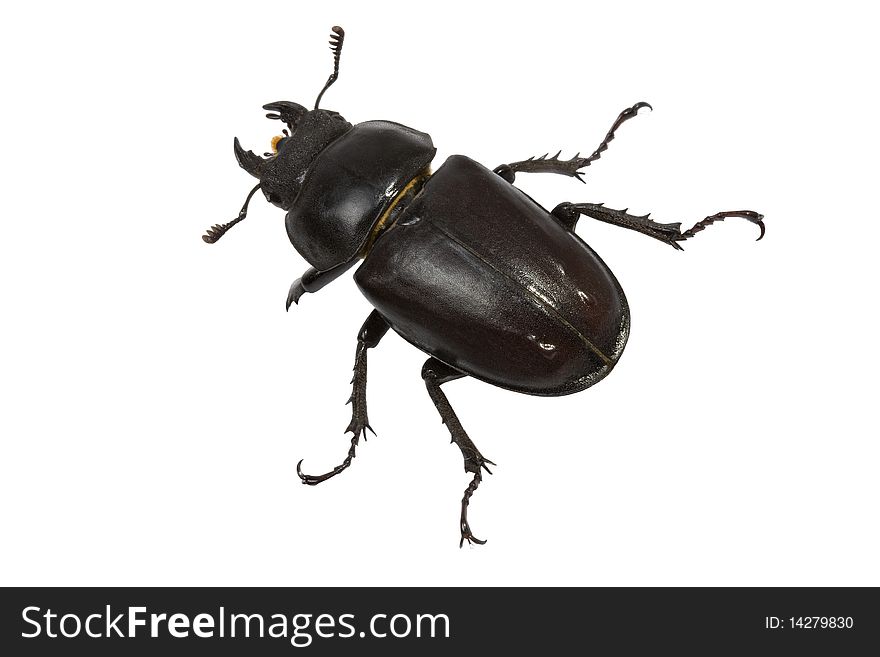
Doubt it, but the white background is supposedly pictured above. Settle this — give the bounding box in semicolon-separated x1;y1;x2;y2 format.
2;1;877;586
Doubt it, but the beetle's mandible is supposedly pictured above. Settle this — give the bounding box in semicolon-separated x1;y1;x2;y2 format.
203;26;765;546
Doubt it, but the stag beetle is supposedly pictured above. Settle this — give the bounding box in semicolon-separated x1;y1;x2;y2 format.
203;26;764;546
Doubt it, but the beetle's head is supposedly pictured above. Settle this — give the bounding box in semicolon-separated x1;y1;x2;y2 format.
203;26;350;244
234;105;351;211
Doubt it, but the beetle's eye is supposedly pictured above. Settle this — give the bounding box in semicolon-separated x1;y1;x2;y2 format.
271;135;286;153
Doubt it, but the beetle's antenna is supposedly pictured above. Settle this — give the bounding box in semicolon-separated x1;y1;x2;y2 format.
314;26;345;110
202;183;262;244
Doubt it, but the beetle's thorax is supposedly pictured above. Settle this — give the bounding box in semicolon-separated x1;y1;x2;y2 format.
284;120;436;271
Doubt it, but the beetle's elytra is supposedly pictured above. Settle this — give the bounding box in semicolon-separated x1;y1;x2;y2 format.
203;26;764;546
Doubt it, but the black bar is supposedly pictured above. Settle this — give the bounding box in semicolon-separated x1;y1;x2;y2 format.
1;587;875;655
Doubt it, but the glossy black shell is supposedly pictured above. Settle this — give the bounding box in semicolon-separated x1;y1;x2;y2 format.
355;155;630;396
285;121;435;271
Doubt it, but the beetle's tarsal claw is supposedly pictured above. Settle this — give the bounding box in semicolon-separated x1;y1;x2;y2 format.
459;472;487;547
286;278;306;310
678;210;766;243
296;435;358;485
460;533;487;548
296;458;337;486
754;215;766;241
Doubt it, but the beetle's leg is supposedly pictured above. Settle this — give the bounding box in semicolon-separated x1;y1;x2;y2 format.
494;102;652;184
421;358;496;548
552;202;765;249
286;261;357;309
296;311;390;485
